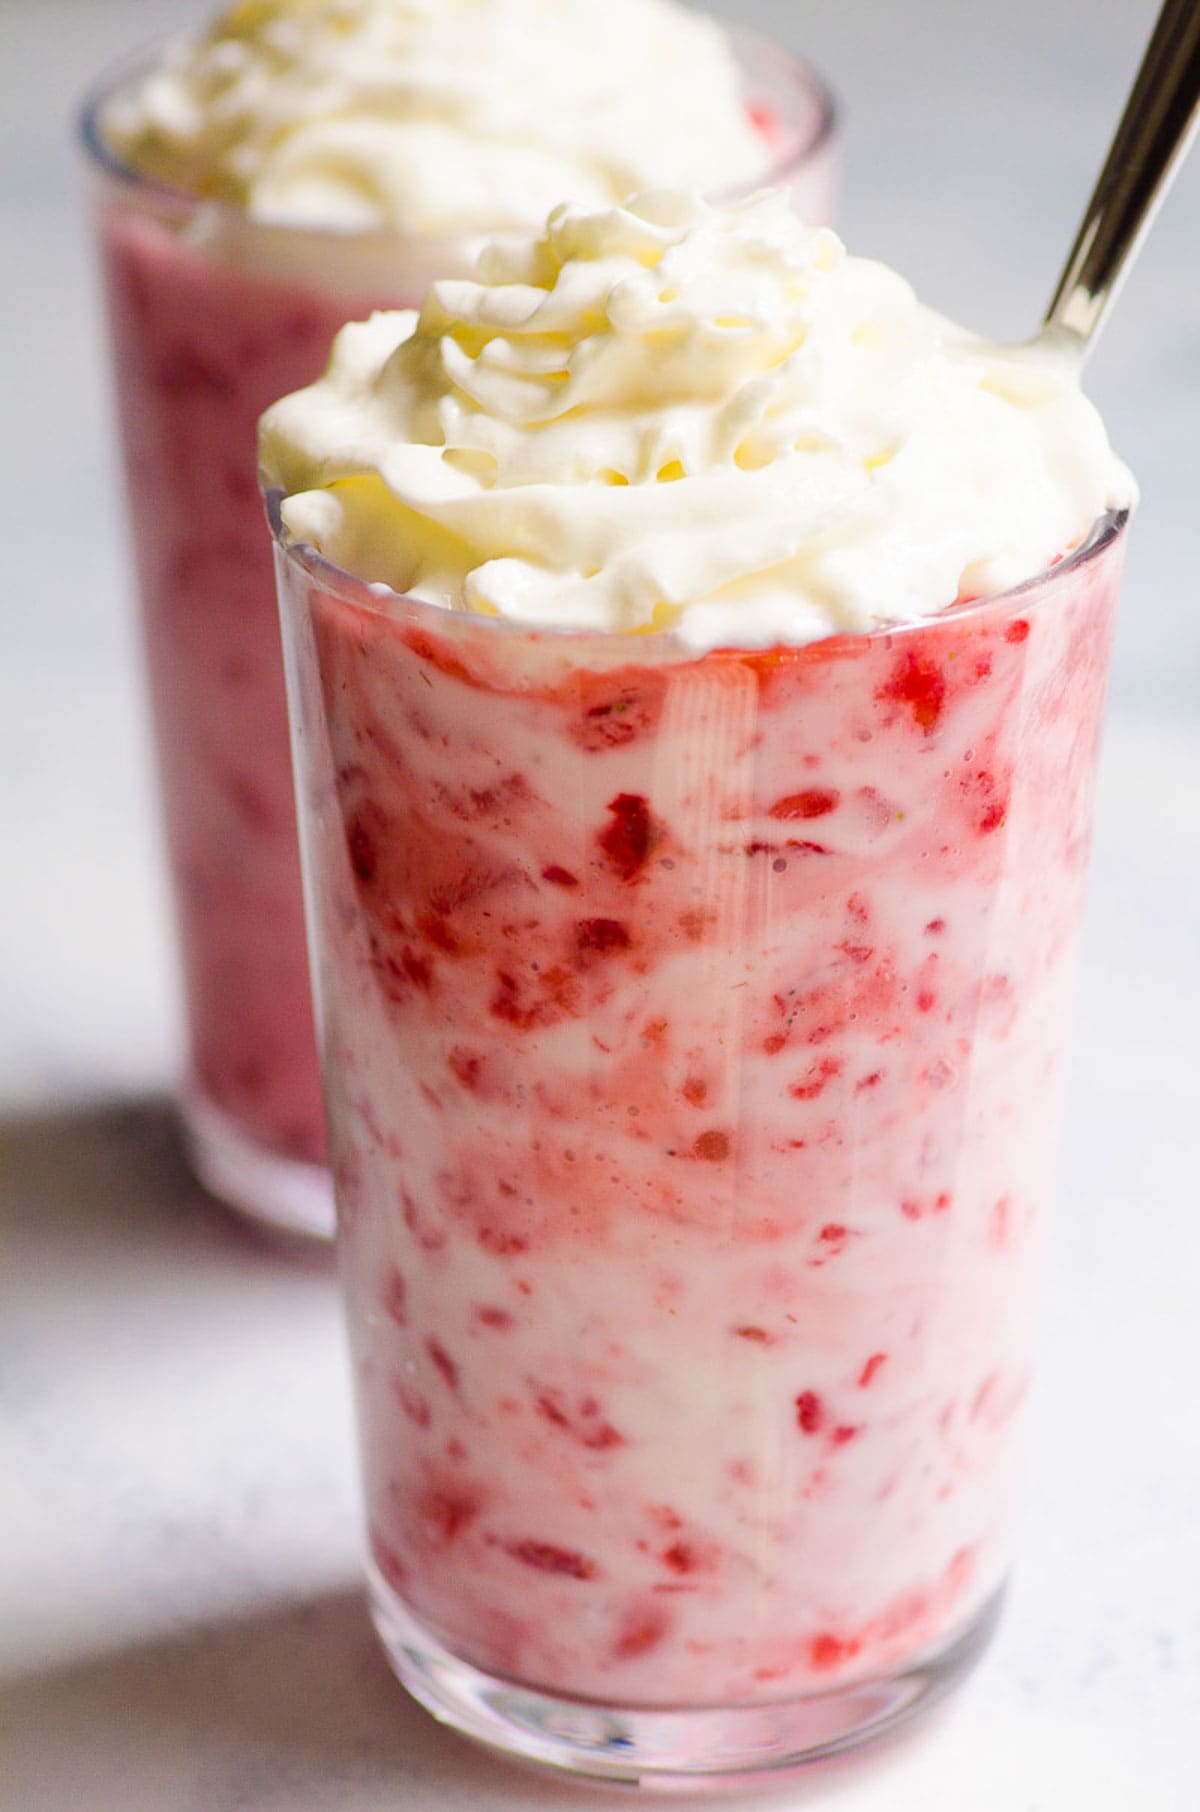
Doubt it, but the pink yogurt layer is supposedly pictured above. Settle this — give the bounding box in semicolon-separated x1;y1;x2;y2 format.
97;207;405;1165
279;521;1123;1705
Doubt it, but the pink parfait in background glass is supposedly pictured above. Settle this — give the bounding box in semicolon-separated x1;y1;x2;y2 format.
78;35;837;1238
271;486;1126;1780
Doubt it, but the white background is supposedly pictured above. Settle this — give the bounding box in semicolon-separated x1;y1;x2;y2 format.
2;2;1198;1807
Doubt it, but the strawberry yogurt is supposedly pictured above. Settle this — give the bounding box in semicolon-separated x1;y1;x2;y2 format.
84;4;835;1233
262;193;1133;1771
287;522;1122;1706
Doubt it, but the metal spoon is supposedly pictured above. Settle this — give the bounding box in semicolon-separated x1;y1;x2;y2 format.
1044;0;1200;355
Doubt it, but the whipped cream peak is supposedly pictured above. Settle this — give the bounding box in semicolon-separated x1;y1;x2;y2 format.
103;0;769;234
260;190;1136;647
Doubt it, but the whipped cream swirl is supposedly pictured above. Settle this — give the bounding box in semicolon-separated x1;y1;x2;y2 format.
104;0;768;234
260;190;1135;647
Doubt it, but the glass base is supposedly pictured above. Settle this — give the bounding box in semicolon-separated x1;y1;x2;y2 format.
368;1565;1005;1789
182;1089;334;1240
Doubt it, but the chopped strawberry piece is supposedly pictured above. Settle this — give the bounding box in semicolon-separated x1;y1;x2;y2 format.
346;816;377;884
598;793;655;880
879;649;946;732
796;1391;823;1433
810;1631;861;1670
770;788;840;820
426;1337;460;1393
381;1267;407;1328
613;1605;671;1658
506;1539;598;1579
574;918;631;960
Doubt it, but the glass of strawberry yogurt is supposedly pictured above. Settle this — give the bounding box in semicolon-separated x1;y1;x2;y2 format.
261;192;1134;1777
79;0;837;1238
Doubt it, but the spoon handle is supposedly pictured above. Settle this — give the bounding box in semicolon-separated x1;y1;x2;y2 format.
1044;0;1200;351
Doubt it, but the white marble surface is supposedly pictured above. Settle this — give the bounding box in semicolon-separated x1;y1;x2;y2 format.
3;0;1200;1807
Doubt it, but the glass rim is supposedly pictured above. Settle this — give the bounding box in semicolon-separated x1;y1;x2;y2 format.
76;24;839;241
265;490;1129;657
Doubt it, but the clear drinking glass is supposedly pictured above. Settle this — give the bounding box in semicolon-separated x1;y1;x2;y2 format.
79;34;838;1239
270;489;1127;1782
